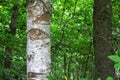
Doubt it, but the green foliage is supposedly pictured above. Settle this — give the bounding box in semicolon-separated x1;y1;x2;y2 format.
97;78;101;80
106;76;113;80
51;0;94;79
80;76;114;80
108;55;120;68
97;76;113;80
0;0;26;79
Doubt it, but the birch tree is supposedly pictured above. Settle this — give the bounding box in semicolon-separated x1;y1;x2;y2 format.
27;0;51;80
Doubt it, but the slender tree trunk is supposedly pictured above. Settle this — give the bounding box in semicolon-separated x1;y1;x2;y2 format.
4;1;18;68
67;52;72;80
64;52;67;76
27;0;51;80
93;0;116;80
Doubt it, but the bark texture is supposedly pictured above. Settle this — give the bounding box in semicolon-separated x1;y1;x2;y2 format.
93;0;116;80
27;0;51;80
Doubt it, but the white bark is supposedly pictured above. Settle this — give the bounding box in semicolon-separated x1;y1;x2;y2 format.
27;0;51;80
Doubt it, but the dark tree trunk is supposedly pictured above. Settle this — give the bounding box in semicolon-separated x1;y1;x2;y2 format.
4;3;18;68
10;4;18;35
93;0;116;80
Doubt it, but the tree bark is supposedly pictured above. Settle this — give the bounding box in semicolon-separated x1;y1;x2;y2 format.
93;0;116;80
27;0;51;80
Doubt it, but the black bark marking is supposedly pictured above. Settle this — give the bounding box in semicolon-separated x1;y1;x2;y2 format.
32;7;51;24
28;72;46;78
27;54;34;61
27;28;49;40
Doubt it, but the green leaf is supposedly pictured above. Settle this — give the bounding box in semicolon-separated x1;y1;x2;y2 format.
114;62;120;68
108;55;120;62
106;76;113;80
97;78;101;80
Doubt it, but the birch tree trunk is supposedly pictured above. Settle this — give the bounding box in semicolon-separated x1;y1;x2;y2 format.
27;0;51;80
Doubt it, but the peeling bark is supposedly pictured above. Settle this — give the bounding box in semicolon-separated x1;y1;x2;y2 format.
27;0;51;80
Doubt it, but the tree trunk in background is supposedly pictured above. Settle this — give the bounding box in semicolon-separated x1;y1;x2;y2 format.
4;2;18;68
93;0;116;80
27;0;51;80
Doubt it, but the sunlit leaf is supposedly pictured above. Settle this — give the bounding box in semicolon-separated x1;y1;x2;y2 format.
106;76;113;80
108;55;120;62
